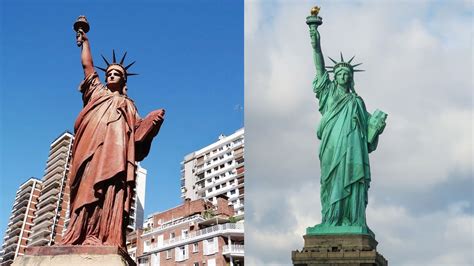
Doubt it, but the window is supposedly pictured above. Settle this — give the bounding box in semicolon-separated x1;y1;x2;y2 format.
207;178;212;183
170;232;175;239
220;164;224;169
208;188;212;193
193;263;199;266
227;161;232;165
166;249;172;259
203;237;218;255
182;229;189;238
215;176;220;181
206;170;211;174
216;185;220;190
193;243;199;253
222;183;226;188
229;179;235;185
175;245;189;262
230;189;236;195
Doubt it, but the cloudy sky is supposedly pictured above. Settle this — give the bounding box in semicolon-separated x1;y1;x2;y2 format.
245;0;472;265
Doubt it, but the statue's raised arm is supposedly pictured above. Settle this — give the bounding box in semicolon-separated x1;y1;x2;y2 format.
74;16;94;78
307;7;325;78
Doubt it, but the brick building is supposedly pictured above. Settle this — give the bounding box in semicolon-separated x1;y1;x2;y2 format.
135;197;244;266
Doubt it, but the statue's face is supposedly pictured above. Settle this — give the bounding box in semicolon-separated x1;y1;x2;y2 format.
106;69;124;85
335;68;352;86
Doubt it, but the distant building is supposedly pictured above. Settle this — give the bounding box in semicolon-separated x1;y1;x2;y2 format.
129;164;147;232
0;178;42;266
135;197;244;266
28;131;74;247
181;128;245;217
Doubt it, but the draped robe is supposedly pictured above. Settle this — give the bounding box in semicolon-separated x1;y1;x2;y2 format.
61;73;163;248
313;71;379;227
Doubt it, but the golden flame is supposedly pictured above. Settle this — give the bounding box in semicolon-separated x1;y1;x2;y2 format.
311;6;320;16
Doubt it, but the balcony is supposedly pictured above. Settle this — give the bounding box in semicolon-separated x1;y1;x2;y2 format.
4;235;19;246
12;206;27;218
8;214;25;227
44;159;66;176
15;186;32;201
12;195;29;210
29;227;51;244
47;145;69;162
28;236;49;247
33;208;55;224
142;214;205;237
144;222;244;253
36;193;59;209
42;175;61;192
38;187;59;202
223;244;244;257
43;171;62;184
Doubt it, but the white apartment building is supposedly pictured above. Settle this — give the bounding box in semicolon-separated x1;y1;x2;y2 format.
181;128;245;217
129;164;147;232
0;178;42;266
28;131;74;247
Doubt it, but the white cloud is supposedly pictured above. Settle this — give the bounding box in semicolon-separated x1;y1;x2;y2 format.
245;0;473;265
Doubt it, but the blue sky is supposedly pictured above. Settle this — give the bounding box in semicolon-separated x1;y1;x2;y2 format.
0;0;243;241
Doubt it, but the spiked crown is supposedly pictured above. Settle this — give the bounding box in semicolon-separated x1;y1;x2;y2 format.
326;52;364;74
96;50;138;82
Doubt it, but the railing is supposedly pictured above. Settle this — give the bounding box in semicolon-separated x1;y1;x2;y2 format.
142;214;204;236
145;223;244;253
223;244;244;255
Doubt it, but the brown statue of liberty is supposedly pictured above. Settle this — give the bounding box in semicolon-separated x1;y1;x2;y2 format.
60;16;165;248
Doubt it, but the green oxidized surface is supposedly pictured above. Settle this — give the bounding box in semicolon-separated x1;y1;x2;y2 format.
307;9;387;237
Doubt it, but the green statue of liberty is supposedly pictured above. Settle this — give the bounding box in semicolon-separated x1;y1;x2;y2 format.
306;7;387;236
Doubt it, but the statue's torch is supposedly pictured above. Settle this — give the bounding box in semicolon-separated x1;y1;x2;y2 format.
73;15;90;47
306;6;323;48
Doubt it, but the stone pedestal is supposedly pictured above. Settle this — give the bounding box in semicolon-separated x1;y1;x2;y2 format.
292;234;388;266
12;245;136;266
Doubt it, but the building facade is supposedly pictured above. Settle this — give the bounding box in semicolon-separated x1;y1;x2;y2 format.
136;198;244;266
181;128;245;217
28;131;74;247
0;178;42;266
129;164;147;232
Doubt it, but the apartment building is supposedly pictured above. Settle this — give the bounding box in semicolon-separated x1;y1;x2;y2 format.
0;178;42;266
181;128;245;217
129;165;147;232
28;131;74;247
136;197;244;266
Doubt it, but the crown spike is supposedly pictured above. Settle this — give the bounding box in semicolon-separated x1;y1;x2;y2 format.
325;66;334;68
340;52;344;62
328;56;338;64
120;51;127;65
101;55;110;66
112;50;117;63
352;63;363;67
348;55;355;64
96;66;107;72
125;61;136;70
353;69;365;72
127;73;139;76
